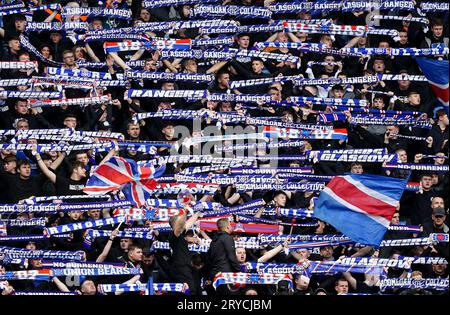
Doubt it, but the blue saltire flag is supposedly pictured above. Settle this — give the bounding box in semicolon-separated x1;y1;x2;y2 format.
314;174;407;247
416;57;449;114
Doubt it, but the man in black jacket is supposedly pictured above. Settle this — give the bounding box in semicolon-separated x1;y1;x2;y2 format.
206;218;241;293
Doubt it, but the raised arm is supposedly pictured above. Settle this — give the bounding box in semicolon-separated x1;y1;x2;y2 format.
342;272;357;290
85;43;101;62
50;152;67;170
257;239;288;262
33;151;57;184
96;229;119;263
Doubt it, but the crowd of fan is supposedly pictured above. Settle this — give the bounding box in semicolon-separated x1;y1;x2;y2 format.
0;0;448;296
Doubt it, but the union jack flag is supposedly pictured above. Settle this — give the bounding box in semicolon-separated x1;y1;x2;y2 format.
83;156;165;199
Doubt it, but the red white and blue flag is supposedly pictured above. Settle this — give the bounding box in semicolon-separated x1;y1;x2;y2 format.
83;156;165;196
314;174;407;246
416;57;449;113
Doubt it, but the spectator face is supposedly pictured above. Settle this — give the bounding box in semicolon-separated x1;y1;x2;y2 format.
91;20;103;30
74;165;87;178
274;193;286;207
431;197;444;209
220;102;232;112
372;98;384;109
18;164;31;178
68;210;83;221
391;213;400;225
206;101;218;110
270;89;281;102
25;242;36;250
64;117;77;129
127;124;140;139
320;35;332;48
296;249;310;259
81;280;97;295
350;164;363;174
184;60;197;73
420;176;433;190
238;36;250;49
8;39;20;53
4;161;16;173
40;46;51;58
143;254;155;265
373;60;385;73
324;56;335;72
251;60;264;74
162;125;175;140
358;37;367;46
50;32;62;44
16;120;29;130
396;150;407;163
432;264;446;275
432;213;446;226
432;25;443;38
182;5;191;17
18;54;30;62
63;52;76;67
120;238;132;250
282;112;294;123
408;93;421;106
140;9;151;22
236;248;246;263
335;280;349;294
434;154;446;165
295;275;310;290
331;89;344;98
245;289;258;295
378;41;390;48
399;32;408;45
295;32;307;42
398;79;410;89
158;102;172;110
438;114;449;126
88;210;101;220
74;47;85;60
386;125;399;137
76;153;89;167
277;32;288;42
162;82;175;90
217;73;230;88
144;60;157;71
319;246;333;259
15;19;26;32
129;247;143;262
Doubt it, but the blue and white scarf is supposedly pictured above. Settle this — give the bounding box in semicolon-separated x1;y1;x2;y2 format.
61;7;132;20
380;278;449;291
98;283;187;294
143;0;218;8
193;5;272;19
25;22;89;33
46;67;125;81
125;70;214;82
383;163;449;172
0;246;84;261
235;182;326;192
0;218;46;227
44;216;126;236
87;229;154;240
0;90;61;99
0;61;37;70
0;3;60;16
19;35;63;67
52;267;140;277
